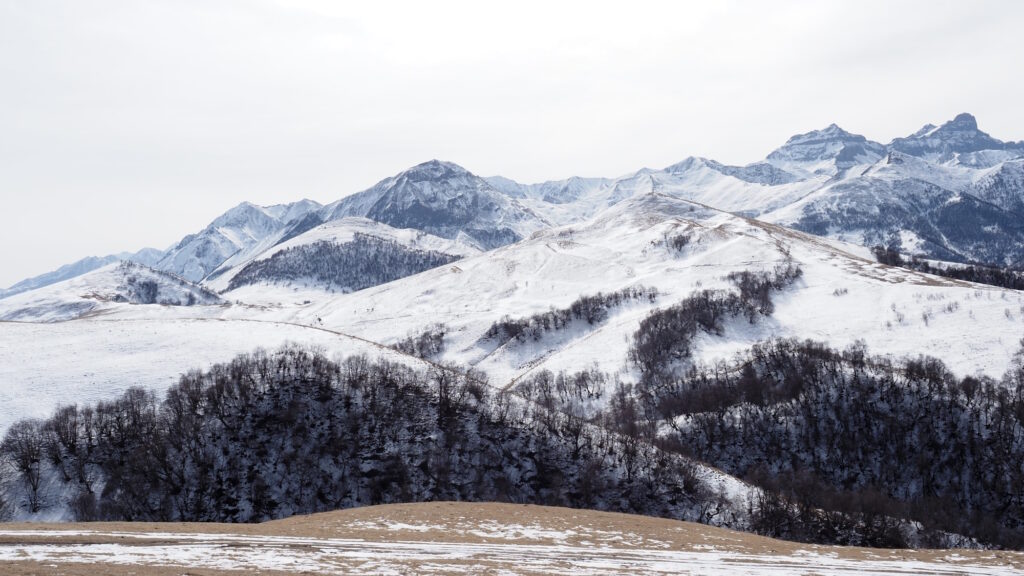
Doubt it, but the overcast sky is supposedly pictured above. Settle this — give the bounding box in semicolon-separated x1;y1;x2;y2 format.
2;0;1023;287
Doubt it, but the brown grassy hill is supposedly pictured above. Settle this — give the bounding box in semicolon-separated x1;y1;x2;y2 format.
0;502;1021;575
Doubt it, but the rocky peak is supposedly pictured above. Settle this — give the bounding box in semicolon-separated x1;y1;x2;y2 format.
889;113;1022;156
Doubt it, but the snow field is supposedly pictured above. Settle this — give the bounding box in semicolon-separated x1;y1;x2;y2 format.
0;317;426;431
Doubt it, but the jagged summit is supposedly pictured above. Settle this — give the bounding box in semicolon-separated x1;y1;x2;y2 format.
889;112;1024;157
324;160;485;218
777;123;861;146
662;156;710;175
400;159;471;178
949;112;980;130
208;201;280;230
766;123;885;169
320;160;548;250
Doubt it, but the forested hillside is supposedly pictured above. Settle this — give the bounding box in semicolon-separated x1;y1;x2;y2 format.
227;234;460;291
0;346;742;531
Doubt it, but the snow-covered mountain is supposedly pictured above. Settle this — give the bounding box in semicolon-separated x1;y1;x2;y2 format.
3;115;1022;337
2;161;544;296
759;114;1024;259
156;199;322;283
0;261;223;322
765;123;886;175
315;160;550;250
486;113;1024;268
146;160;549;290
757;149;1024;266
9;113;1020;301
890;112;1024;161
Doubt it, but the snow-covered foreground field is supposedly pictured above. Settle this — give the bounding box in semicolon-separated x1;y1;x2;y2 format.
0;503;1019;575
0;317;423;431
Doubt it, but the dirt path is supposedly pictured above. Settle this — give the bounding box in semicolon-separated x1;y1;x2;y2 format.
0;502;1021;575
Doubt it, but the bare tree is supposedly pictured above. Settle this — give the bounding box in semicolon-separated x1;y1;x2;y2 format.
2;419;46;512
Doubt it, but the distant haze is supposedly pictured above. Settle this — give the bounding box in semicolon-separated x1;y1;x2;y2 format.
2;0;1023;287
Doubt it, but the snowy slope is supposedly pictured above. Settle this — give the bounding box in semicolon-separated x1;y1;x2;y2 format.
0;317;428;432
206;217;480;293
0;248;163;301
971;159;1024;215
214;193;1024;389
7;192;1017;431
0;261;223;322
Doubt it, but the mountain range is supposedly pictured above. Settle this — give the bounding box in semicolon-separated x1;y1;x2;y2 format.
4;113;1023;389
3;113;1023;394
5;112;1022;303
